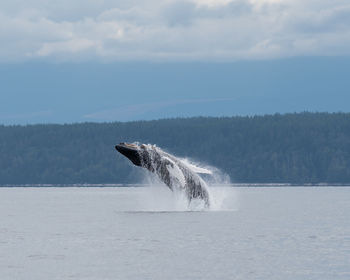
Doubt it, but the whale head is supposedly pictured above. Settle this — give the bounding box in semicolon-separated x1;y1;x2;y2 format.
115;142;159;171
115;142;142;166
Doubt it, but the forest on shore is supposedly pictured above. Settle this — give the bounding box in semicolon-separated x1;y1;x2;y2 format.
1;112;350;185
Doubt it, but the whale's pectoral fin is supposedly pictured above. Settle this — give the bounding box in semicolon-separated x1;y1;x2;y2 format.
161;157;186;189
179;159;213;175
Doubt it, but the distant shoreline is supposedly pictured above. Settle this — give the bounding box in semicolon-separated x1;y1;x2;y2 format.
2;113;350;184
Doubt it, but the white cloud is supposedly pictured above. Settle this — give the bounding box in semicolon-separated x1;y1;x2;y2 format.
0;0;349;62
36;38;97;57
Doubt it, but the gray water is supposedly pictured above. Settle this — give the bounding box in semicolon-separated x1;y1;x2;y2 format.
0;186;349;280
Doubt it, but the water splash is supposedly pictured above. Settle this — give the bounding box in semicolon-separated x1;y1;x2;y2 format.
134;144;237;211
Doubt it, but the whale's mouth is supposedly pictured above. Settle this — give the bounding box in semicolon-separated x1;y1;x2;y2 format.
115;143;142;166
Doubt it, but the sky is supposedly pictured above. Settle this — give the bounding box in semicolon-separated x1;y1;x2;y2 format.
1;0;350;124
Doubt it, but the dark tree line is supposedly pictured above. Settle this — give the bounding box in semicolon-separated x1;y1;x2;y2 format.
1;112;350;185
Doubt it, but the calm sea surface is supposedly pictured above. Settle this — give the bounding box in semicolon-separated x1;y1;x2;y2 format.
0;186;349;280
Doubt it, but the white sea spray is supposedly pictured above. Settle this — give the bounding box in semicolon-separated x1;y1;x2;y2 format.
135;143;237;211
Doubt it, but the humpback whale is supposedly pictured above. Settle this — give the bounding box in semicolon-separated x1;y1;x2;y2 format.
115;143;211;207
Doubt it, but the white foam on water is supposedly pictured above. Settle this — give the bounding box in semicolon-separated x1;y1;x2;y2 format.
137;171;190;212
180;157;238;211
208;186;239;211
135;184;238;212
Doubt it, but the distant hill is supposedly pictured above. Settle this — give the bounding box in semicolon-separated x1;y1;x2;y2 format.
1;112;350;185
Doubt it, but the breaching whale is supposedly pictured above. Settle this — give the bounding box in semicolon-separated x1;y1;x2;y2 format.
115;143;211;207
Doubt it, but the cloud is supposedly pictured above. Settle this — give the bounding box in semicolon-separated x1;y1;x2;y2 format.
0;0;349;62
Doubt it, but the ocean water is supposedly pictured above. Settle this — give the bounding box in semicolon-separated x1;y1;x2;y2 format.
0;186;349;280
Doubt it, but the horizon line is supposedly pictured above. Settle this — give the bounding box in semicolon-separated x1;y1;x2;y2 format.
1;111;349;127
